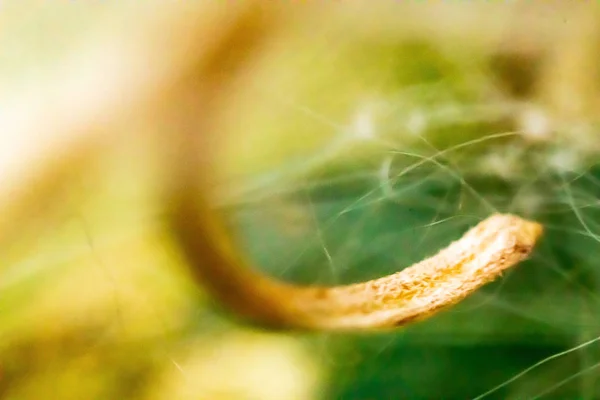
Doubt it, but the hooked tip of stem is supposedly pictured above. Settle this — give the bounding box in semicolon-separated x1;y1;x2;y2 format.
487;213;544;254
520;219;544;245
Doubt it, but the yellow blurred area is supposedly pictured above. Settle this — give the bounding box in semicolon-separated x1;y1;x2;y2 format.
0;135;323;399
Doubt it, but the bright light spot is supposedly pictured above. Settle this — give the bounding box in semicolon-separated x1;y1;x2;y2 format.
547;149;580;173
519;106;553;142
406;110;427;135
352;109;375;140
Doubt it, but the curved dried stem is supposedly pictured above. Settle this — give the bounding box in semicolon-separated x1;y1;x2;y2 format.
170;181;542;331
163;4;544;331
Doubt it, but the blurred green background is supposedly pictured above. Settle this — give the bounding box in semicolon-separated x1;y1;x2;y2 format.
3;2;600;399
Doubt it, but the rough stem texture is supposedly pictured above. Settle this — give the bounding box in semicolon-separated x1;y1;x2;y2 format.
171;185;543;331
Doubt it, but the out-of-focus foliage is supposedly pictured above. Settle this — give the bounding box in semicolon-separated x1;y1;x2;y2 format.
4;2;600;400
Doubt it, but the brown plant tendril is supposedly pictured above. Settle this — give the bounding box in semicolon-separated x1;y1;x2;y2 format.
147;1;546;332
164;4;544;332
171;170;543;331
